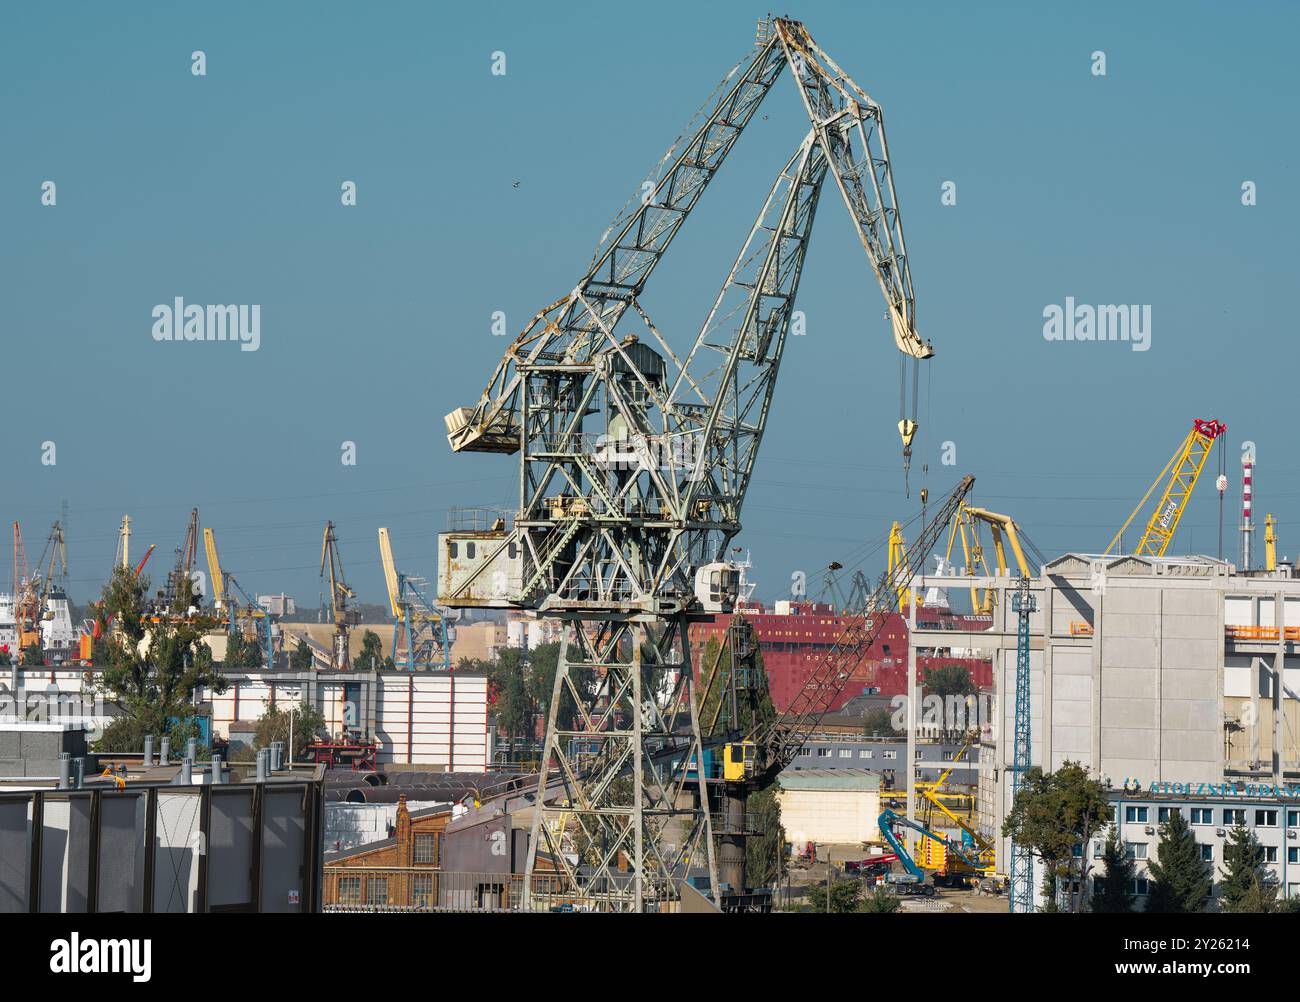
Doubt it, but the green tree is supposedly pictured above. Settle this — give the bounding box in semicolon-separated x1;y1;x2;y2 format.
1090;828;1136;913
1001;761;1110;913
21;643;43;666
806;876;862;913
862;706;899;737
353;629;386;671
489;648;533;748
289;638;314;672
90;565;227;752
251;703;327;759
0;648;10;667
860;885;901;913
1219;824;1276;913
922;663;975;698
746;788;786;889
224;631;263;669
1145;809;1212;913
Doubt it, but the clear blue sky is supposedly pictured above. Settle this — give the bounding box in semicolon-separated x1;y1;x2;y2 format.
1;0;1296;610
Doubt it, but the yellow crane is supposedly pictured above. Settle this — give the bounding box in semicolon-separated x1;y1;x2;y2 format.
1266;514;1277;571
944;503;1032;614
1105;419;1226;557
887;521;915;609
378;528;451;670
204;526;271;666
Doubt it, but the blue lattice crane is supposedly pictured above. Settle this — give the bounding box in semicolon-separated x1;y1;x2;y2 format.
1008;575;1037;913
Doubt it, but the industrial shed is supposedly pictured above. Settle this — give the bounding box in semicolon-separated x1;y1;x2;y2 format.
774;769;881;848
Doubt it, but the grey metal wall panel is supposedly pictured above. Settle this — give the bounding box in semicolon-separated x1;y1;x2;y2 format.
209;789;255;909
65;796;92;912
260;790;306;913
0;798;30;912
153;793;200;913
40;800;69;912
98;794;144;913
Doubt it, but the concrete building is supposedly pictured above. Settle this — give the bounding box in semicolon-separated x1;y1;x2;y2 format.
906;553;1300;903
1097;786;1300;906
785;736;976;784
774;769;881;848
209;667;493;771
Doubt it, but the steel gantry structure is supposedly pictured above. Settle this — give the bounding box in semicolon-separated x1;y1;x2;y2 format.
439;17;936;911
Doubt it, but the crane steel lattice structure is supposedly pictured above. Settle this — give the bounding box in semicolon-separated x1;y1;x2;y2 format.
439;17;935;911
320;521;356;670
204;527;273;668
1105;419;1226;558
1008;574;1036;913
378;528;452;671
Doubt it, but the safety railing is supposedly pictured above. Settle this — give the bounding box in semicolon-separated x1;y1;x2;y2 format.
1226;625;1300;642
323;867;578;913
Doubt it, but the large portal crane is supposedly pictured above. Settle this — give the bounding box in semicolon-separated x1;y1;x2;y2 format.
1105;419;1226;557
439;17;937;911
320;521;355;670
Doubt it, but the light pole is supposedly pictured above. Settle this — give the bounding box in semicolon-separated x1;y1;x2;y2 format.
283;685;302;768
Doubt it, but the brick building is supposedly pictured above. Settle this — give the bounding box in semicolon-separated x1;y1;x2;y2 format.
323;795;452;908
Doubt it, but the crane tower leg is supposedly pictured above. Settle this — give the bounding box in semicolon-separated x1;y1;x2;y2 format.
524;613;717;912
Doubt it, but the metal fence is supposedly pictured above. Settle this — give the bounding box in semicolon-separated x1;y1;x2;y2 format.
323;866;580;913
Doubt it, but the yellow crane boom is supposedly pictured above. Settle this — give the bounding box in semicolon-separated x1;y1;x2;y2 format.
378;528;402;620
202;527;225;607
1105;419;1226;557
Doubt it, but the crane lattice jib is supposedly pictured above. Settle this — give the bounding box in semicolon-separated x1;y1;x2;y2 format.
447;35;790;454
758;476;974;772
1133;419;1225;556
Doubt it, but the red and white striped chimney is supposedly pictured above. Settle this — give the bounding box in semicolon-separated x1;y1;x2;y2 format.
1241;457;1254;570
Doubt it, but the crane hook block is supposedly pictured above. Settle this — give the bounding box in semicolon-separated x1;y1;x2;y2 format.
898;418;918;451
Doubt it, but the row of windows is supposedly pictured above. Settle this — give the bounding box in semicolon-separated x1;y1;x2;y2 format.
336;873;437;907
802;746;966;761
807;747;900;760
1089;841;1296;865
1122;806;1296;828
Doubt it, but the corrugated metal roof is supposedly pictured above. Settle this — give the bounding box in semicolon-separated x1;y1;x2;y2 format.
775;768;881;792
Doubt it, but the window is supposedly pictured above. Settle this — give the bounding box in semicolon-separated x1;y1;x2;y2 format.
1264;846;1278;863
507;542;518;560
366;877;389;906
858;749;873;759
1289;847;1298;865
838;749;853;759
1125;807;1148;824
1123;842;1148;860
816;748;831;758
1071;842;1083;859
413;873;434;907
1256;809;1278;828
1130;877;1150;896
1224;809;1246;826
1288;810;1299;828
414;833;439;864
883;750;897;760
1158;807;1181;824
337;876;361;905
915;750;924;760
1199;844;1214;862
466;541;476;559
1191;808;1213;825
942;751;955;761
449;541;459;559
1110;806;1119;824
